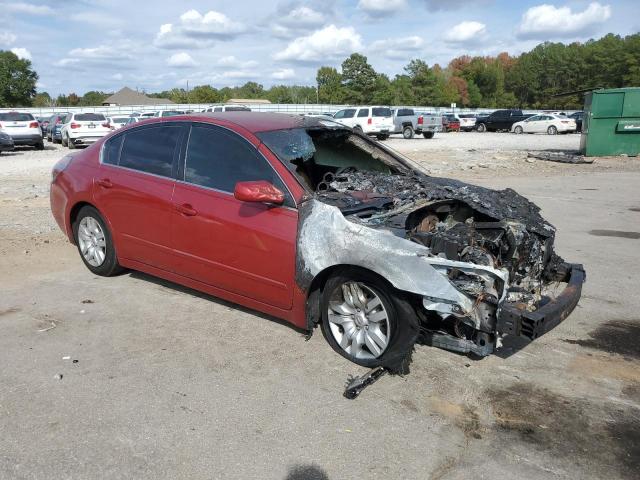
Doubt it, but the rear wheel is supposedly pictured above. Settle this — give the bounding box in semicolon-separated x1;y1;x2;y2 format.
422;131;434;139
73;206;122;277
68;137;76;149
514;126;523;134
35;141;44;150
547;125;558;135
402;125;414;139
321;269;415;368
476;123;486;133
61;135;68;147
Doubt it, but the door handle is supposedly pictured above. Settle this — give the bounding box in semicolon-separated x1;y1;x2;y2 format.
97;178;113;188
175;203;197;216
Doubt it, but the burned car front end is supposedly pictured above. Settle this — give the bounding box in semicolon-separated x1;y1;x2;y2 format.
257;120;585;363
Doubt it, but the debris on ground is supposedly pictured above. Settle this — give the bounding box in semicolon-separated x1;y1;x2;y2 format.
37;321;56;332
53;374;63;380
62;356;70;360
527;151;594;164
81;299;94;304
344;367;387;399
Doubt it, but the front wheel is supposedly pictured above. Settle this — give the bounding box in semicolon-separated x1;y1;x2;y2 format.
476;123;486;132
514;126;523;134
320;269;416;368
423;131;434;139
547;125;558;135
402;126;414;139
73;206;123;277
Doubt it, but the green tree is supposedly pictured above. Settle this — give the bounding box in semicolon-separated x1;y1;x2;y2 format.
0;50;38;107
80;91;110;106
189;85;221;103
33;92;52;107
341;53;377;104
316;66;344;103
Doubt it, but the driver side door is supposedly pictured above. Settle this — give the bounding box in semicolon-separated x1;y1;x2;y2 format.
170;123;298;310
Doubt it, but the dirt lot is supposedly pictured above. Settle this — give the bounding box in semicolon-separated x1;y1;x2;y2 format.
1;132;639;480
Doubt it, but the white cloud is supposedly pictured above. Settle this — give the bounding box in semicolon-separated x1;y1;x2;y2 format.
56;45;134;67
3;2;53;15
70;12;120;28
358;0;407;17
167;52;197;68
370;36;424;59
422;0;485;11
111;73;124;81
216;56;258;68
155;9;246;49
10;47;31;60
0;32;16;46
444;21;487;44
271;68;295;80
274;24;363;62
517;2;611;39
271;4;328;38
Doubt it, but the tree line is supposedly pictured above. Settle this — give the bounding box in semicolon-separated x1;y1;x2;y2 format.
1;32;639;109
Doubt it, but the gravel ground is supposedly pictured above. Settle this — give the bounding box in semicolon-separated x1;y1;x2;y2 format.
1;134;639;479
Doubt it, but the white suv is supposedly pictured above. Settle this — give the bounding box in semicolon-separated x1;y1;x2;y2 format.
332;106;395;140
0;111;44;149
60;113;112;149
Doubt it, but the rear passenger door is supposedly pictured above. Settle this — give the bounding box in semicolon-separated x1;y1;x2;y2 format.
94;123;186;271
170;123;298;310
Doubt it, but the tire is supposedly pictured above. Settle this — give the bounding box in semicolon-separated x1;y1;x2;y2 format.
68;137;76;149
547;125;557;135
73;206;123;277
476;123;486;133
376;134;389;141
35;141;44;150
402;125;414;139
61;135;68;147
353;126;363;134
422;131;434;139
514;126;523;134
320;268;417;369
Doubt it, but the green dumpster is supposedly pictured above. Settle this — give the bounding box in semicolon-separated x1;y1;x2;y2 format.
580;87;640;156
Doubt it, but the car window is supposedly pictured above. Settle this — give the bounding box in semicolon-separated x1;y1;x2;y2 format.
119;125;182;177
0;112;34;121
372;107;392;117
184;124;291;204
75;113;106;122
527;115;539;122
214;107;223;112
397;108;413;116
342;109;356;118
102;135;124;165
357;109;369;118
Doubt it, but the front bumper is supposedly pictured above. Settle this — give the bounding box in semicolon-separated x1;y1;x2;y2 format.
497;263;586;340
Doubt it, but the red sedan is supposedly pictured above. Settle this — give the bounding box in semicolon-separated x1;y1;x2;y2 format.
50;112;584;371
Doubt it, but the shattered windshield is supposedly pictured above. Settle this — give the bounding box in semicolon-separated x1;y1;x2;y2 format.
257;127;409;191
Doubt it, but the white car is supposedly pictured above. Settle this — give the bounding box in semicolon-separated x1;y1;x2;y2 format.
457;114;477;132
332;106;395;140
0;111;44;149
107;116;131;130
204;105;251;112
511;114;577;135
60;113;112;149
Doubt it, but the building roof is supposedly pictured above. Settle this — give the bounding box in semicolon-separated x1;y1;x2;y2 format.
102;87;174;106
226;98;271;104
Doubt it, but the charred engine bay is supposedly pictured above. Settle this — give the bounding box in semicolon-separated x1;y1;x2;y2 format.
316;169;564;310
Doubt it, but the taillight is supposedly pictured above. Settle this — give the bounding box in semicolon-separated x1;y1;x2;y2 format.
418;116;423;125
70;123;81;129
367;118;372;125
29;121;39;128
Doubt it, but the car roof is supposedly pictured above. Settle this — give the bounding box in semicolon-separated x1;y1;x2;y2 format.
138;112;328;134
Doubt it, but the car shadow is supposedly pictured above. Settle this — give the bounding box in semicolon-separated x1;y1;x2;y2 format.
127;270;308;336
284;464;329;480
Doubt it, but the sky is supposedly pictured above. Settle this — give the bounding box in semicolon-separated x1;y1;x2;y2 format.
0;0;638;96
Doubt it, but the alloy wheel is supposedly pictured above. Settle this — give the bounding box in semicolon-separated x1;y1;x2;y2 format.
77;216;107;267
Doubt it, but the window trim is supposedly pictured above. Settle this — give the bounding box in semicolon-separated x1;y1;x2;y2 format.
99;122;187;180
178;122;298;209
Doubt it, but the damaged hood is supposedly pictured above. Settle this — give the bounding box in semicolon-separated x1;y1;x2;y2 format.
317;170;556;238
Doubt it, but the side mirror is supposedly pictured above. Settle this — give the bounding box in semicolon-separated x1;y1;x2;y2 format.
234;181;285;205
